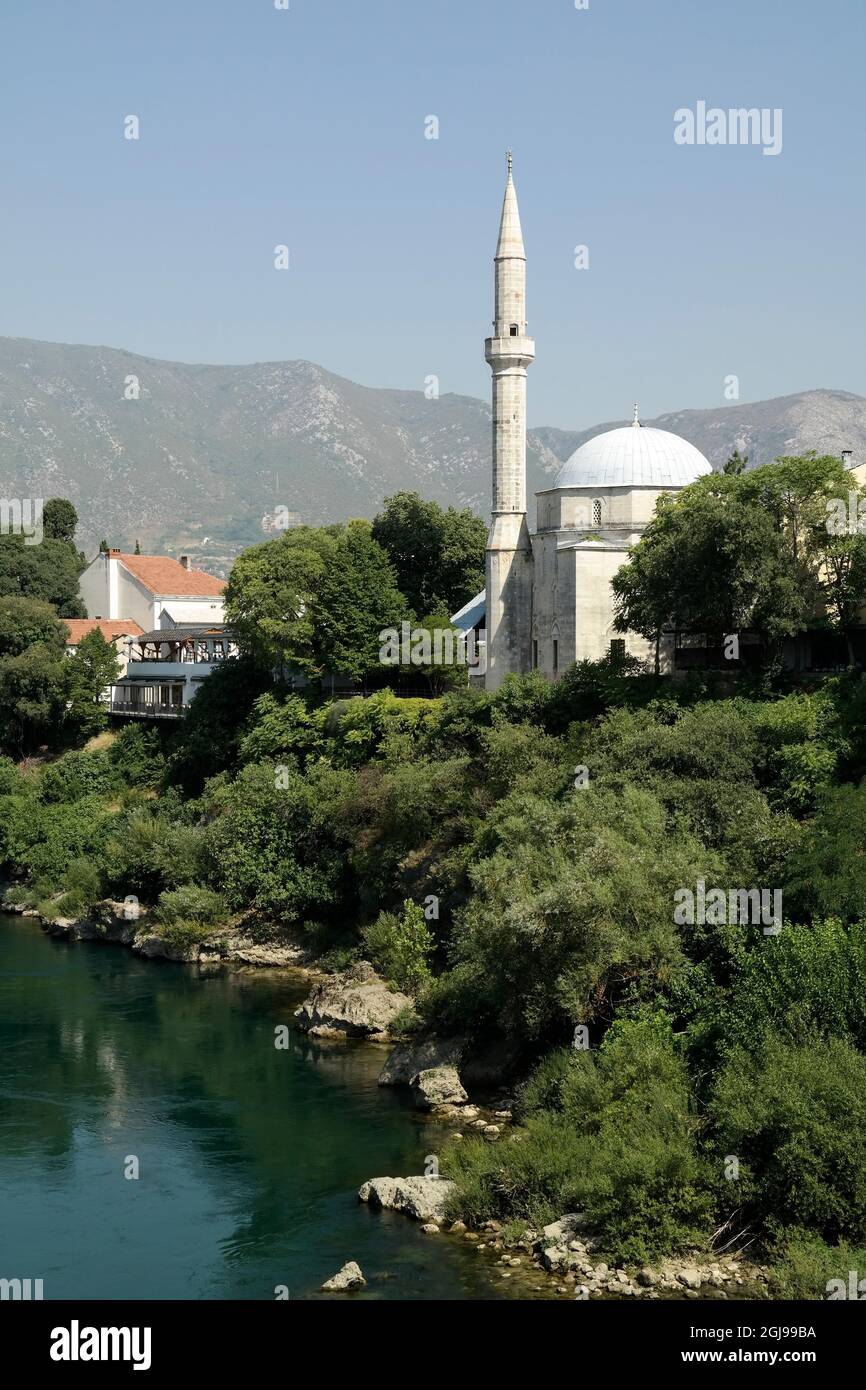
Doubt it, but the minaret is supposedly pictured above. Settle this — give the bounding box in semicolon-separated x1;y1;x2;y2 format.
484;151;535;690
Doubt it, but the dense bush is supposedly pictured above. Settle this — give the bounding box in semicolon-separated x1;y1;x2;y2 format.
361;899;435;994
39;749;121;804
435;784;726;1040
443;1016;712;1263
709;1032;866;1243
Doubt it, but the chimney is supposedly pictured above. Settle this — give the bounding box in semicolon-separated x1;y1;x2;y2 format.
842;450;854;468
108;547;121;556
179;555;191;570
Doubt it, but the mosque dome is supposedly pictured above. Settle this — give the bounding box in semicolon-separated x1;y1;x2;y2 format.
554;418;712;490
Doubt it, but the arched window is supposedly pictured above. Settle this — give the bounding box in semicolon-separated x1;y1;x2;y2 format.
592;498;602;527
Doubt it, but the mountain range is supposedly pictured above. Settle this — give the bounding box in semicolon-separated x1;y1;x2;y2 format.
1;335;864;573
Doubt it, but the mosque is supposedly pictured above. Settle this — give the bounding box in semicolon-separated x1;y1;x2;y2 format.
454;155;713;691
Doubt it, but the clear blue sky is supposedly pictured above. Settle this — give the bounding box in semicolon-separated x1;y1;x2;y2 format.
1;0;863;427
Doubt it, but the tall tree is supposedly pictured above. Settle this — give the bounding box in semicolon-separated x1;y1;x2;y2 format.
42;498;79;543
0;495;85;616
66;629;121;737
225;526;339;674
313;520;405;683
372;491;486;615
612;471;808;670
0;597;69;754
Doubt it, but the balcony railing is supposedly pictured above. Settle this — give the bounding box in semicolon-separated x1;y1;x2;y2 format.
110;700;186;719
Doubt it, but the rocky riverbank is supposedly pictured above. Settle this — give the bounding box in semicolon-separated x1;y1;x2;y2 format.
7;896;317;969
2;898;773;1300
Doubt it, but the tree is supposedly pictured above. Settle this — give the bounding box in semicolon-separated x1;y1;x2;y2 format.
372;491;486;615
0;596;67;658
612;471;809;671
732;454;866;666
66;629;121;737
312;520;405;684
438;782;727;1040
42;498;79;543
403;612;472;694
224;526;339;674
0;535;86;616
723;448;748;476
0;597;70;753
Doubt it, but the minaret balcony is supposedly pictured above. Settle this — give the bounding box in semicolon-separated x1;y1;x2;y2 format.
485;334;536;367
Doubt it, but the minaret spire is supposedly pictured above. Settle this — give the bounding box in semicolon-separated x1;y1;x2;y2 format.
484;154;535;690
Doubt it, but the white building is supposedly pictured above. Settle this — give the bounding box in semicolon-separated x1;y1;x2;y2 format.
78;548;232;718
460;158;713;691
79;549;226;629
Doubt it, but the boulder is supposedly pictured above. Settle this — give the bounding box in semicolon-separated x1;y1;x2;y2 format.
321;1261;365;1292
410;1065;468;1110
294;962;411;1039
378;1036;465;1086
358;1175;456;1224
541;1213;586;1245
44;899;141;947
677;1268;702;1290
540;1246;568;1273
132;934;199;963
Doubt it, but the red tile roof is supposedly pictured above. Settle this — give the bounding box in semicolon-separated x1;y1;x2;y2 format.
63;619;144;645
117;553;226;597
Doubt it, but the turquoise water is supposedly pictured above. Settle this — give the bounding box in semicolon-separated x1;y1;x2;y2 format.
0;916;509;1300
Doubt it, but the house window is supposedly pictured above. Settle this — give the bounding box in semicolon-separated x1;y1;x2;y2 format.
552;639;559;674
533;639;538;669
510;324;519;336
592;498;602;526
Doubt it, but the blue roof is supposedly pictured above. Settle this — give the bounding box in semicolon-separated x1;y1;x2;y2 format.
450;588;486;632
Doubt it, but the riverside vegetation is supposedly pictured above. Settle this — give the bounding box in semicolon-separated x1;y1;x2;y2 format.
3;469;866;1300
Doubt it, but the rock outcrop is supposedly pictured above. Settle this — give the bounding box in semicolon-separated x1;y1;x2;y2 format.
321;1261;366;1292
294;962;410;1039
43;899;142;947
378;1036;465;1086
358;1176;456;1224
410;1065;468;1110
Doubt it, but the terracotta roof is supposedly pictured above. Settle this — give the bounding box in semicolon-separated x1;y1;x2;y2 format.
117;553;226;597
64;618;144;645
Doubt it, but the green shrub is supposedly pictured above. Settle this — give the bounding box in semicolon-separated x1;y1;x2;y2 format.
443;1016;712;1263
717;919;866;1055
203;760;350;925
770;1232;866;1300
436;784;726;1040
39;749;120;804
154;885;227;928
108;724;167;787
361;899;435;994
784;783;866;921
709;1031;866;1243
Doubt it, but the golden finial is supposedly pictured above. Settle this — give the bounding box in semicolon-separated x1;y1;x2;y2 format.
506;148;513;176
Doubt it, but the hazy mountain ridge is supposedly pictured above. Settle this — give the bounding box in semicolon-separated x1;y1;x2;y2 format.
1;336;863;568
533;389;866;474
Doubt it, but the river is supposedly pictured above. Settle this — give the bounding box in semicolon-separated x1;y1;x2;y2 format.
0;916;524;1301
